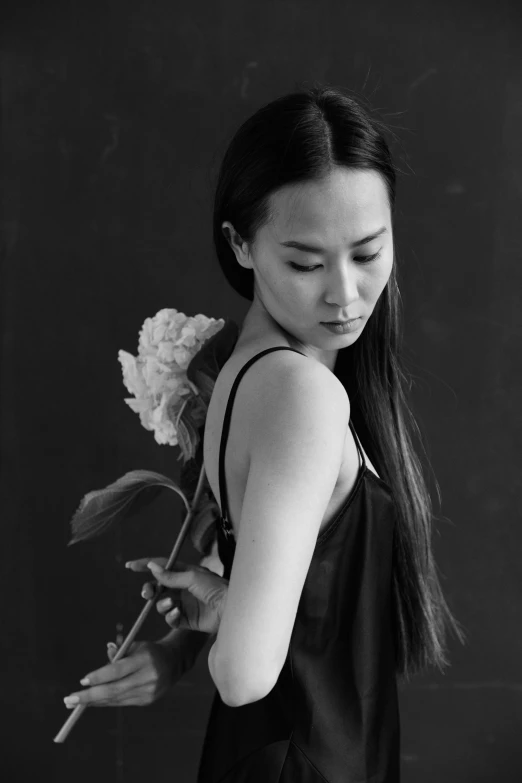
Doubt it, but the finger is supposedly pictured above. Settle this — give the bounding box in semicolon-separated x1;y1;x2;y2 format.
147;562;197;589
140;559;191;574
64;676;144;708
147;562;222;605
125;557;168;572
79;654;140;688
89;690;147;707
107;640;133;662
165;607;181;628
141;581;157;600
156;596;174;614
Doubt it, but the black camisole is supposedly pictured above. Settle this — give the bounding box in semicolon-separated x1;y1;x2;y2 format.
197;346;401;783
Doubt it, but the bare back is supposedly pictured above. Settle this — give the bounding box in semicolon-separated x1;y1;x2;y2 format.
203;337;381;542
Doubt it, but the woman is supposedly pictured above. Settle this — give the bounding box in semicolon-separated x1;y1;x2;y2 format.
65;84;466;782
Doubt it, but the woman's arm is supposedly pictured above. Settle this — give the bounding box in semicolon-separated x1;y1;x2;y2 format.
211;353;350;707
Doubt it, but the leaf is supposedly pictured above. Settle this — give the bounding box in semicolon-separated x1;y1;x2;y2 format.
186;318;239;408
175;422;223;554
176;415;197;463
179;434;203;502
190;499;220;556
191;370;215;406
68;470;191;546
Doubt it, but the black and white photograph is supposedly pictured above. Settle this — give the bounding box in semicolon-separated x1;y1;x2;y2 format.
1;1;520;781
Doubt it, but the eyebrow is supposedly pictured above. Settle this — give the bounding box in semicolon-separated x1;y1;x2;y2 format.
279;227;388;254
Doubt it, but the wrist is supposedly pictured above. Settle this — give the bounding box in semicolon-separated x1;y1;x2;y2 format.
157;626;209;673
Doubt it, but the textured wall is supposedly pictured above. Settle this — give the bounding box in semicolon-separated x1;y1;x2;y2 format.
1;0;520;780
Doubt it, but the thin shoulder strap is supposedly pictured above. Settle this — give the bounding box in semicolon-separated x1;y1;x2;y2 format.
218;346;306;533
348;419;366;470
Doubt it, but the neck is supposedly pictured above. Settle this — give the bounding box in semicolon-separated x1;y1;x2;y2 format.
237;298;338;372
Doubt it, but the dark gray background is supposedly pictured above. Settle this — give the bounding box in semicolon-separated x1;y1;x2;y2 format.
1;0;521;780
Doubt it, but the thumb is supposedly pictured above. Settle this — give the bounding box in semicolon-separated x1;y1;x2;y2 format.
147;560;191;586
147;561;226;606
125;556;169;573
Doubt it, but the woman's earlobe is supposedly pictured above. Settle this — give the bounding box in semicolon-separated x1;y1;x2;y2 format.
234;243;254;270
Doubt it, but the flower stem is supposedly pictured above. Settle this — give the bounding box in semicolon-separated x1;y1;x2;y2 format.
53;460;208;744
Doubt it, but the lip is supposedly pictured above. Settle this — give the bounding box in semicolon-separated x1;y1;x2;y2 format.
320;318;361;335
322;318;359;324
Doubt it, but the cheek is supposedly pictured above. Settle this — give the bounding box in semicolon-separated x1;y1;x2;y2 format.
265;267;309;303
276;281;309;310
257;270;303;313
369;255;393;294
285;278;317;307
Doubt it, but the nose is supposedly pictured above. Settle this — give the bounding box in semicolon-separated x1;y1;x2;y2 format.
323;263;359;308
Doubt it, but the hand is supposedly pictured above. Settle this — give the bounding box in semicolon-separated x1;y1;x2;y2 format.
126;556;229;636
62;639;175;709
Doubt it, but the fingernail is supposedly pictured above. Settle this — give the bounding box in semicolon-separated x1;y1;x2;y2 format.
147;561;162;571
79;677;90;686
64;695;79;705
124;562;132;569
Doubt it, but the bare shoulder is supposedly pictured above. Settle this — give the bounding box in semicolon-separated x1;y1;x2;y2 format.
245;350;350;446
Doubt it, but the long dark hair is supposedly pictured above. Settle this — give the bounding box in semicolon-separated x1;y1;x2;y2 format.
212;83;466;683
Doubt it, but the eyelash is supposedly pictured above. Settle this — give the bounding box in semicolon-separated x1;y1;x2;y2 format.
289;252;381;273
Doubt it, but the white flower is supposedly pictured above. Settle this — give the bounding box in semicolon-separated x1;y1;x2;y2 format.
118;308;224;452
118;350;148;398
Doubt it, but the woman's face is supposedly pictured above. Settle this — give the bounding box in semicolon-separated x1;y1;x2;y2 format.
223;166;394;365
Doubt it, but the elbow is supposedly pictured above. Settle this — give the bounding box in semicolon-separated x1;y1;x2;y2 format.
219;676;276;708
210;645;277;707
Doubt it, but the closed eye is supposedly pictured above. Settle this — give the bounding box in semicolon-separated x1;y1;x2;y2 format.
289;252;381;273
